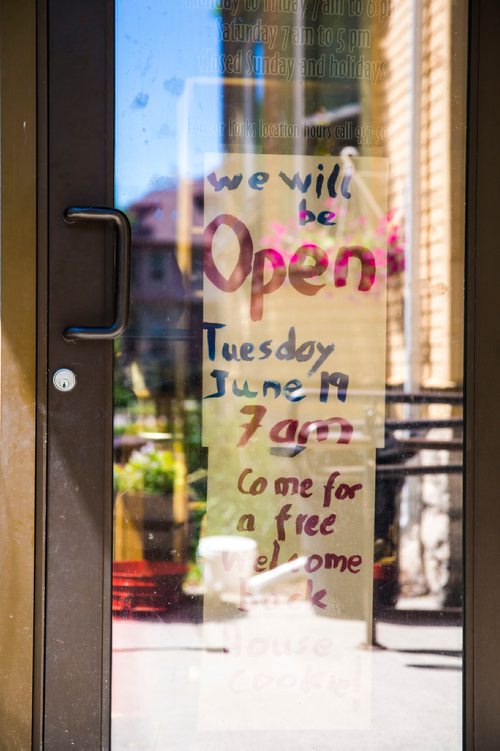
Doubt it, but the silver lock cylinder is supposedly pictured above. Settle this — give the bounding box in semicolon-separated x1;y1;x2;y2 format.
53;368;77;392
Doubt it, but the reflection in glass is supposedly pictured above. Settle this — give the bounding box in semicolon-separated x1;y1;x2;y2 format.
112;1;465;748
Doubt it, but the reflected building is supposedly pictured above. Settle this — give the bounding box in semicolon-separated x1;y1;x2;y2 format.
121;180;204;404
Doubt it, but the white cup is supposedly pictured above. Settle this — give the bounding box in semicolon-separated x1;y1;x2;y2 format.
198;535;257;598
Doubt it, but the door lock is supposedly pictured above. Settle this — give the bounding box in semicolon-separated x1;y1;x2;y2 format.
53;368;77;392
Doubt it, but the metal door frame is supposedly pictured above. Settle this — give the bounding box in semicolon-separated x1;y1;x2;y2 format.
465;1;500;747
36;1;115;746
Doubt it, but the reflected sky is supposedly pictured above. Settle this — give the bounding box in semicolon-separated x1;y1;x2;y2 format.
115;0;222;207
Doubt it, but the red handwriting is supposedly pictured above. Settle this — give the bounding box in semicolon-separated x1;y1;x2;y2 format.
238;404;353;448
275;504;337;541
204;214;376;321
237;467;313;497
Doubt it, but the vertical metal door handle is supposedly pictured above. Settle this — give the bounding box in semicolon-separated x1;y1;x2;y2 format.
63;206;131;340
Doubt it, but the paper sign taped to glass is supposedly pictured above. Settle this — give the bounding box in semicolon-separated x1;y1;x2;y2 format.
202;152;388;449
199;153;388;730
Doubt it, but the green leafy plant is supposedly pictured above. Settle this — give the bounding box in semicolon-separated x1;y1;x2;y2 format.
114;444;177;495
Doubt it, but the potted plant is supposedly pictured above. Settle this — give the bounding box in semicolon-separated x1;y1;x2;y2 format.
114;444;179;562
113;445;188;615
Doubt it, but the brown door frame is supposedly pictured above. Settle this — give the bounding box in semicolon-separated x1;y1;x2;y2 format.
0;2;37;747
465;1;500;747
34;0;500;747
35;1;115;747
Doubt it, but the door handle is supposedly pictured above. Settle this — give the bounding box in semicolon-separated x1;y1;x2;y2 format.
63;206;131;340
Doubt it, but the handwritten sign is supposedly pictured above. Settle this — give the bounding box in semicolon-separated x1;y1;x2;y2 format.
200;153;388;729
203;153;387;448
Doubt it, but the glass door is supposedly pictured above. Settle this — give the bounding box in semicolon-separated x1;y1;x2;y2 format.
110;1;465;748
39;0;500;748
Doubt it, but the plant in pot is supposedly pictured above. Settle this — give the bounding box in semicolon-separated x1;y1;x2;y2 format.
114;444;178;562
113;444;189;615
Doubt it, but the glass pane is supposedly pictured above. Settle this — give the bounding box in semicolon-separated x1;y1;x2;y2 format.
112;1;466;748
